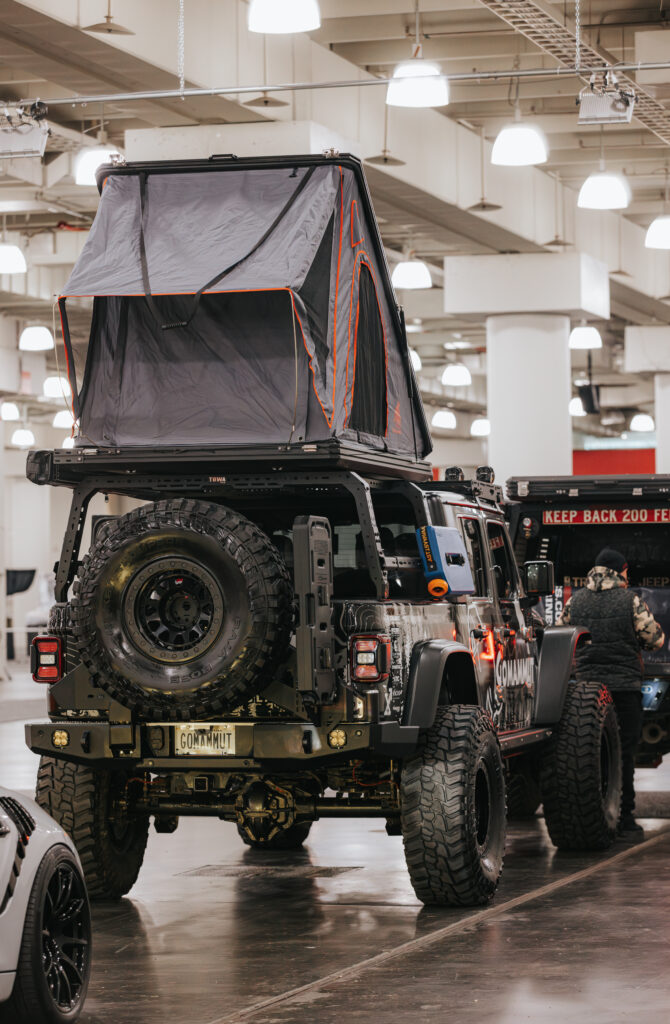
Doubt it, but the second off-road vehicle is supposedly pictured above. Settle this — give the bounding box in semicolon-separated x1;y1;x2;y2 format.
26;153;620;907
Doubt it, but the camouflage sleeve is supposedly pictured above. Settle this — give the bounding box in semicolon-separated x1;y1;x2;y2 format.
557;597;571;626
632;595;666;651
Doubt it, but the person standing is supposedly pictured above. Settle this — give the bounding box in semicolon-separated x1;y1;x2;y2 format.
558;547;665;836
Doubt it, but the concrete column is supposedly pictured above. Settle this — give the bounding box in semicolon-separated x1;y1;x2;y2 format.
654;374;670;473
0;424;6;678
486;314;572;489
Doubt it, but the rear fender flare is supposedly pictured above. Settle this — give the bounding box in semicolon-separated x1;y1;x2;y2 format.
534;626;590;726
403;640;479;729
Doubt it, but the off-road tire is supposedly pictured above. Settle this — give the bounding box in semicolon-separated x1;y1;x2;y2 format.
36;757;149;900
237;821;313;850
400;705;506;907
48;603;80;675
540;681;621;850
70;499;293;719
0;845;91;1024
506;764;542;819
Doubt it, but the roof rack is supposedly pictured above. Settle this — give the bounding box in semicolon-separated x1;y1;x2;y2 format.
507;474;670;501
420;466;504;504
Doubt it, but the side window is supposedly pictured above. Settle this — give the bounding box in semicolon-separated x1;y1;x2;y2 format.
459;517;488;596
486;521;518;601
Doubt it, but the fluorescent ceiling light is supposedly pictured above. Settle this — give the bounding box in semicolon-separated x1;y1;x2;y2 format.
441;363;472;387
578;171;631;210
392;259;432;290
19;325;54;351
43;376;71;399
470;417;490;437
386;59;448;108
645;215;670;250
0;243;26;274
431;409;457;430
61;436;75;449
491;123;548;167
75;147;121;187
569;396;587;417
569;325;602;350
248;0;320;33
0;401;19;421
630;413;655;432
52;410;75;429
11;427;35;447
410;348;422;372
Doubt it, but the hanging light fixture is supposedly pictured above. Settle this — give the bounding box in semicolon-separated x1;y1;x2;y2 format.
366;105;406;166
645;166;670;250
0;401;20;421
491;72;547;167
386;2;448;108
569;396;587;416
11;427;35;447
543;172;571;247
578;127;630;210
243;35;290;107
630;413;655;432
569;323;603;350
83;0;134;34
61;436;75;449
43;376;71;399
470;417;491;437
248;0;320;34
75;145;121;186
392;254;432;290
19;325;54;351
410;348;422;372
0;216;26;273
441;363;472;387
52;410;75;429
469;127;502;212
431;409;457;430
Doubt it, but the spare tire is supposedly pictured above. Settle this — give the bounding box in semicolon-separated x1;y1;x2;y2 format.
70;499;293;719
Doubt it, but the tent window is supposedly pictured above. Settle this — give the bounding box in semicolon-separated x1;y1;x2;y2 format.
348;264;387;436
300;214;333;392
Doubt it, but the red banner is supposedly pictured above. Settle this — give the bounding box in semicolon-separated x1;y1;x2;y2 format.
543;507;670;525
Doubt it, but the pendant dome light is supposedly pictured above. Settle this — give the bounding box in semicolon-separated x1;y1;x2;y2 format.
578;128;630;210
19;325;54;351
569;396;587;417
75;145;121;186
248;0;320;34
386;2;448;108
470;417;491;437
0;401;20;421
11;427;35;448
569;322;602;350
441;363;472;387
491;73;547;167
0;217;26;273
392;253;432;290
645;166;670;250
52;410;76;429
410;348;422;372
431;409;457;430
61;436;75;449
43;376;71;399
630;413;655;433
83;0;134;34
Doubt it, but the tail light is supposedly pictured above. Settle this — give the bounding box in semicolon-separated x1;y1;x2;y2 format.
30;636;62;683
351;635;391;683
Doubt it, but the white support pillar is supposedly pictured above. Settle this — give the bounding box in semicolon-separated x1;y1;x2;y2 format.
0;424;6;679
654;374;670;474
486;314;572;489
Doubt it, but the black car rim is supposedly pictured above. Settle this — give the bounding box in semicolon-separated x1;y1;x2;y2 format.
42;863;90;1012
124;556;225;662
475;762;492;848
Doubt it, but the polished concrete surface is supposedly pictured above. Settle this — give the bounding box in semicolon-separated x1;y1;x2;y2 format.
2;665;670;1024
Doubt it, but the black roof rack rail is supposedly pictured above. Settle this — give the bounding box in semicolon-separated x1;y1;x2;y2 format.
507;474;670;501
420;478;504;504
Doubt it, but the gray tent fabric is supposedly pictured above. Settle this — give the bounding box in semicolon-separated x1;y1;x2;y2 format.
62;156;430;459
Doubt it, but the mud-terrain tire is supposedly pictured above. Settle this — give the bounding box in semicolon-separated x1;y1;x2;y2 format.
36;756;149;900
506;763;542;819
400;706;506;907
48;603;80;675
237;821;313;850
70;499;293;719
540;681;621;850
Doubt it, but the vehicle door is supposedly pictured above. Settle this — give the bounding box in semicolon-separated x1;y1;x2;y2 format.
452;511;497;708
484;518;536;730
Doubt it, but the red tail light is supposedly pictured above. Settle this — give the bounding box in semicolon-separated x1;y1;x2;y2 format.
31;636;62;683
350;635;391;683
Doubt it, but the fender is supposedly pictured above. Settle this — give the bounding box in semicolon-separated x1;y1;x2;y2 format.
403;639;478;729
533;625;590;726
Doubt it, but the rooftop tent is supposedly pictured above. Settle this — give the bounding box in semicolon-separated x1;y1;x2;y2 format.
60;154;431;460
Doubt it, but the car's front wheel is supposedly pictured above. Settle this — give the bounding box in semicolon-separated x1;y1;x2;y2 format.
0;845;91;1023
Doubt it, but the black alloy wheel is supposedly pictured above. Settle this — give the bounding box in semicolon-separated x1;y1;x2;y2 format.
42;862;91;1014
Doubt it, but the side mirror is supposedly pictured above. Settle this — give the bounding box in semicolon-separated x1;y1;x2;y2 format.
523;560;554;597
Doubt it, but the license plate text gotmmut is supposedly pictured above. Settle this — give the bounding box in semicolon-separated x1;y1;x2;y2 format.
174;725;236;755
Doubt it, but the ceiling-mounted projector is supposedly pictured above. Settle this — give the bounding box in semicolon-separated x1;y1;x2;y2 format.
577;71;635;125
0;103;49;158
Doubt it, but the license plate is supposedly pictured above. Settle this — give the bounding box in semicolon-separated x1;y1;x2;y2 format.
174;724;236;756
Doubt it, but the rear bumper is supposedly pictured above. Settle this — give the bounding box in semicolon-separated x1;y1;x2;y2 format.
25;718;422;768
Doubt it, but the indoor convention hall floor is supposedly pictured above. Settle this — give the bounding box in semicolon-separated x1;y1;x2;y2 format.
3;666;670;1024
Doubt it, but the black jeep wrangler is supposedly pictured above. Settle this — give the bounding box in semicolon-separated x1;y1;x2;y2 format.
25;154;621;907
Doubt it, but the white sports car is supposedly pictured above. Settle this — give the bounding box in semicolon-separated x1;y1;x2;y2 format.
0;786;91;1023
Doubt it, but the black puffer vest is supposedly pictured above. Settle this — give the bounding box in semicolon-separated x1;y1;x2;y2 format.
571;586;643;690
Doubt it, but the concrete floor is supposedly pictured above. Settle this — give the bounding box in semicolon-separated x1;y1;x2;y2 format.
2;665;670;1024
